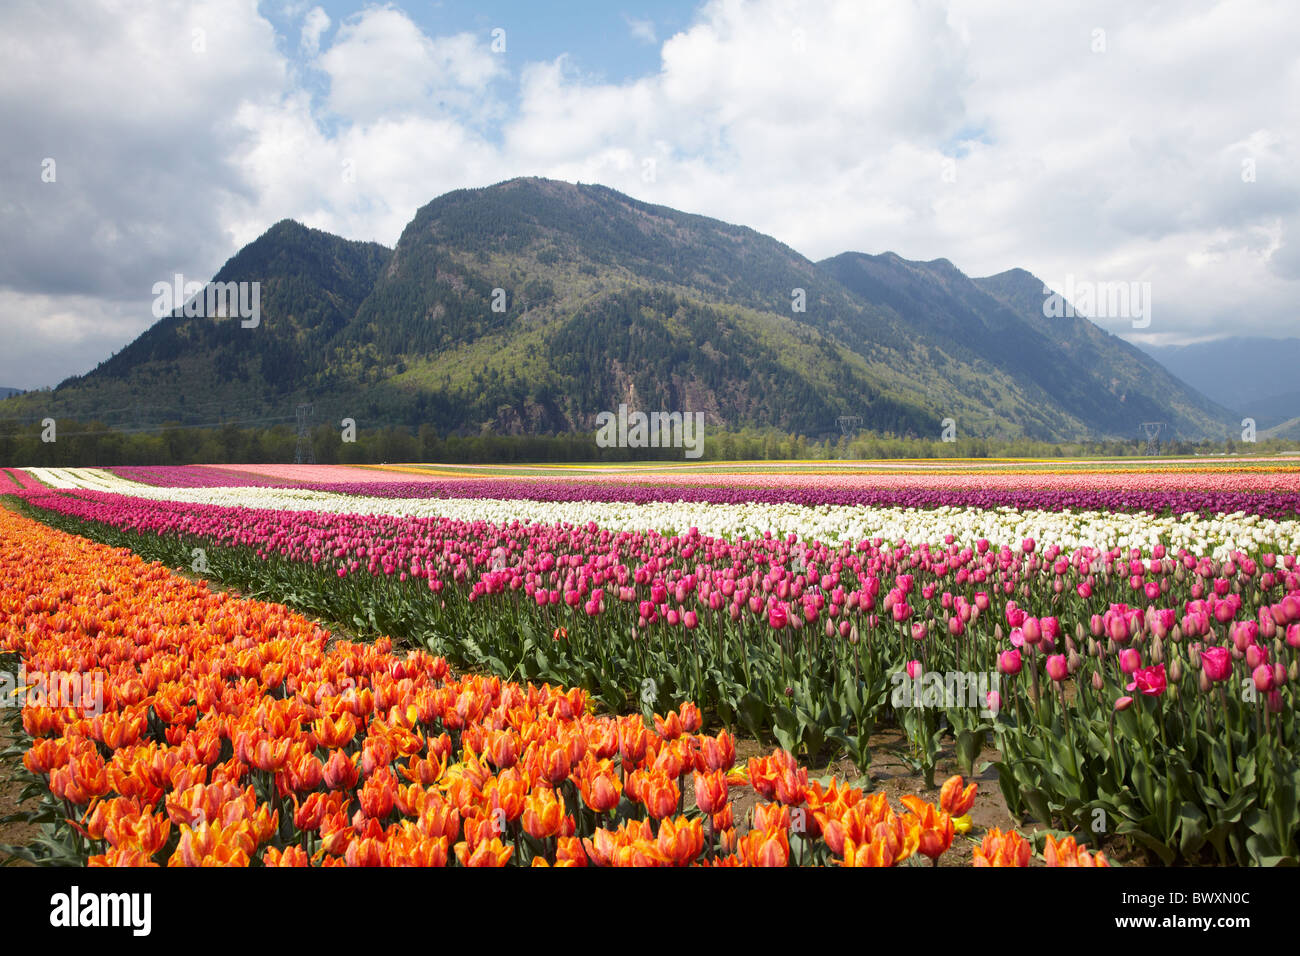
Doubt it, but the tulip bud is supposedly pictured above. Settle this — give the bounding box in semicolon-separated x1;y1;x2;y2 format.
1046;655;1068;682
1114;696;1134;711
1252;664;1274;693
1198;669;1211;693
1169;658;1183;683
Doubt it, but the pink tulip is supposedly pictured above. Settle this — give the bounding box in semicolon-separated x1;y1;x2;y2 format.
1252;664;1274;693
1046;655;1069;682
1127;664;1167;697
1200;646;1232;683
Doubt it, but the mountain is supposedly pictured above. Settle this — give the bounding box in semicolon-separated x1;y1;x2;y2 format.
1137;337;1300;429
0;387;20;399
0;177;1238;442
1;221;392;432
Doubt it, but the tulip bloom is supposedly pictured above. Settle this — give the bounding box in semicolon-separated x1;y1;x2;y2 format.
1043;834;1110;867
1200;646;1232;683
939;775;977;818
522;787;567;840
656;816;704;866
973;828;1031;867
997;649;1021;676
1127;664;1166;697
1046;655;1069;682
692;770;729;815
737;828;789;867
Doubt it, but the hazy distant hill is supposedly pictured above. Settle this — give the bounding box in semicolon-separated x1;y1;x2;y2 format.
1138;337;1300;429
0;178;1238;441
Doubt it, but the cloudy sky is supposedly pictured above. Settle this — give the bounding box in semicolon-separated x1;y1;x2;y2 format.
1;0;1297;389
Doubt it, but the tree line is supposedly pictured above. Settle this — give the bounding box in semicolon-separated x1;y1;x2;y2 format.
0;418;1293;467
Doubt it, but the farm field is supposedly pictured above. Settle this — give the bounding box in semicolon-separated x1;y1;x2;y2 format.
1;457;1298;867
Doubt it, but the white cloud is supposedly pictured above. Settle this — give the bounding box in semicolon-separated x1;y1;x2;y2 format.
625;15;657;45
315;7;504;124
2;0;1299;388
300;6;330;57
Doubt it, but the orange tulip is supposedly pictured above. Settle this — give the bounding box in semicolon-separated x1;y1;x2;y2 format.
417;797;462;843
841;835;898;867
753;802;791;832
692;770;728;815
737;828;789;867
263;845;310;867
697;730;736;772
555;835;588;867
900;795;954;863
577;763;622;813
973;827;1032;867
534;739;571;787
1043;833;1111;867
486;730;520;769
522;786;567;840
454;837;513;867
313;712;358;748
939;775;978;818
485;769;529;822
640;772;681;820
656;816;704;866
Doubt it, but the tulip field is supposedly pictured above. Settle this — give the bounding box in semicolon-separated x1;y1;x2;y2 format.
1;457;1299;866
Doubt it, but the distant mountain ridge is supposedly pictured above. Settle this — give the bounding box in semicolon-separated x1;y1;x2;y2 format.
1137;337;1300;430
0;177;1238;441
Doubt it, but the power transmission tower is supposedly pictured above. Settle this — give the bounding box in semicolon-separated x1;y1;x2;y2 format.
294;403;316;464
837;415;862;437
1140;421;1167;456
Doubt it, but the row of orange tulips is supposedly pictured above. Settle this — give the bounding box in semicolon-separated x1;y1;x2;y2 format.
0;506;1106;866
